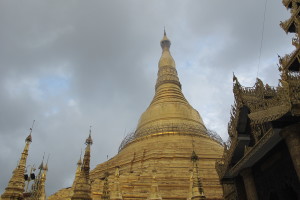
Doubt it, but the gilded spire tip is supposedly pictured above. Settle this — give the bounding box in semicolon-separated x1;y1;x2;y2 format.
77;158;82;166
44;154;50;171
160;29;171;49
85;127;93;145
26;120;35;143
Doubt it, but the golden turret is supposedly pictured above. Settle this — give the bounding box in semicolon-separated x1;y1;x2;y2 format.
1;130;32;200
134;31;206;141
71;130;93;200
31;161;47;200
72;154;82;189
68;154;82;199
39;163;48;200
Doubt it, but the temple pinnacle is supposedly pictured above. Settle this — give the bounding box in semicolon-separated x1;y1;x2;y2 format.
160;29;171;50
85;127;93;145
71;128;93;200
1;126;34;200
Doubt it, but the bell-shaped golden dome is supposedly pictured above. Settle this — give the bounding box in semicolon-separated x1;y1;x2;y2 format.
134;31;206;139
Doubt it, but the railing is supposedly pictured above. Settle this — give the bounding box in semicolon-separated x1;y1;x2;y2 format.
118;124;224;152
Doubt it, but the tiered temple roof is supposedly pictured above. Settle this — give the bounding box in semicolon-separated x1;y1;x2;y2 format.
215;1;300;198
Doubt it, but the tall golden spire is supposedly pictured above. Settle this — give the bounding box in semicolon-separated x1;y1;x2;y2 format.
39;162;48;200
71;129;93;200
31;159;48;200
134;31;206;139
70;153;82;199
72;153;82;189
1;127;33;200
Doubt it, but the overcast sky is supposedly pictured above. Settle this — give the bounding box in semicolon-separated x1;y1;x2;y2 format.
0;0;294;196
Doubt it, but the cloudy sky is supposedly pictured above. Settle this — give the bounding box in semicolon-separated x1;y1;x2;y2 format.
0;0;294;196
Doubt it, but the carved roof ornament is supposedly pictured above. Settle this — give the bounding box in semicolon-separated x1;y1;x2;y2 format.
1;121;35;200
282;0;293;9
231;74;293;125
217;69;298;180
280;1;300;33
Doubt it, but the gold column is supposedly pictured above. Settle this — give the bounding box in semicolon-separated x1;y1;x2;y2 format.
280;123;300;181
240;168;258;200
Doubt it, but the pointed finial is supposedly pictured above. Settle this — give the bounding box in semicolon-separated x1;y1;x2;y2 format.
85;126;93;145
161;28;171;49
233;72;238;82
44;154;50;171
39;152;45;170
30;120;35;134
77;150;82;166
25;120;35;143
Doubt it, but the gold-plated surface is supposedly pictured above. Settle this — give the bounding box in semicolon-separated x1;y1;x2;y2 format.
49;32;224;200
71;132;93;200
147;170;162;200
31;162;48;200
1;133;32;200
110;167;123;200
135;32;206;141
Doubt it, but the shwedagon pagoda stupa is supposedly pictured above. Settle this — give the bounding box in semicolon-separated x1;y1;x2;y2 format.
48;31;224;200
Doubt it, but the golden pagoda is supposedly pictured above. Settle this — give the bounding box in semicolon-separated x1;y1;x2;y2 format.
49;31;224;200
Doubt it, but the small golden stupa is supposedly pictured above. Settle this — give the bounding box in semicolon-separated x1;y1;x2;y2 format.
49;31;224;200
